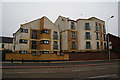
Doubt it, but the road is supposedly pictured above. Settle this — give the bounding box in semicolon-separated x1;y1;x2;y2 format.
1;60;120;79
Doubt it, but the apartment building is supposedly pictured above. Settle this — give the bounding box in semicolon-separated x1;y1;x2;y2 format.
13;16;60;55
13;16;106;55
0;36;13;51
55;16;107;52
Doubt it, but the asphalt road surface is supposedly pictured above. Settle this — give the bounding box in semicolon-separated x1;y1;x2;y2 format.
1;60;120;80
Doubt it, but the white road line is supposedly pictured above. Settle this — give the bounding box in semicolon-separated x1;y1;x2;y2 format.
5;71;53;74
72;67;105;72
17;72;27;73
87;74;117;79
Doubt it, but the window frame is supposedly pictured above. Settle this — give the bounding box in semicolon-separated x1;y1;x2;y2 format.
96;33;99;40
31;41;37;49
32;30;37;39
70;21;75;29
21;29;28;33
85;23;90;30
40;30;49;34
19;51;27;54
53;51;58;55
31;51;37;56
70;31;75;39
97;42;99;49
40;51;49;54
71;41;76;49
53;41;58;50
95;22;99;31
53;31;58;40
40;40;49;44
2;44;4;48
86;42;91;49
19;39;28;44
102;25;105;32
85;32;91;39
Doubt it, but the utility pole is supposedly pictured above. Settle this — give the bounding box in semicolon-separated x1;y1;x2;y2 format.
106;16;114;61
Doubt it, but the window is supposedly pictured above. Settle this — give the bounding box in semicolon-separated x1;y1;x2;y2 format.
31;41;37;49
53;51;58;55
21;29;28;33
41;30;49;34
53;31;58;40
31;51;36;56
86;42;91;49
13;45;15;50
71;41;76;49
40;40;49;44
19;39;28;44
14;36;16;41
97;42;99;49
62;19;65;21
85;23;90;30
96;33;99;40
104;35;106;41
70;31;75;39
101;34;102;38
53;41;58;44
71;21;75;29
85;32;91;39
40;51;49;54
32;30;37;39
19;51;27;54
2;44;4;48
53;41;58;50
95;22;99;31
104;43;107;49
101;42;103;46
102;25;105;32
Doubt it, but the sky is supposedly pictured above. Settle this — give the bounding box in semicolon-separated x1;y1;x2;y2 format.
1;1;119;37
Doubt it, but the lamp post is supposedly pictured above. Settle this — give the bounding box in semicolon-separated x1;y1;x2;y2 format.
106;16;114;61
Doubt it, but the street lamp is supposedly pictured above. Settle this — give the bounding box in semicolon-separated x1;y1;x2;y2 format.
106;16;114;61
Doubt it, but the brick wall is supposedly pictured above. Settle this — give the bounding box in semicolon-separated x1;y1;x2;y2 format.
69;52;120;61
5;54;69;61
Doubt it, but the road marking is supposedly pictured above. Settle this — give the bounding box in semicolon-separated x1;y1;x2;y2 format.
5;71;53;74
72;67;105;72
72;70;84;72
87;74;117;79
17;72;27;73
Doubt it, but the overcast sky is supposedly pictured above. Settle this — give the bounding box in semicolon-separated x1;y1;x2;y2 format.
2;2;118;37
